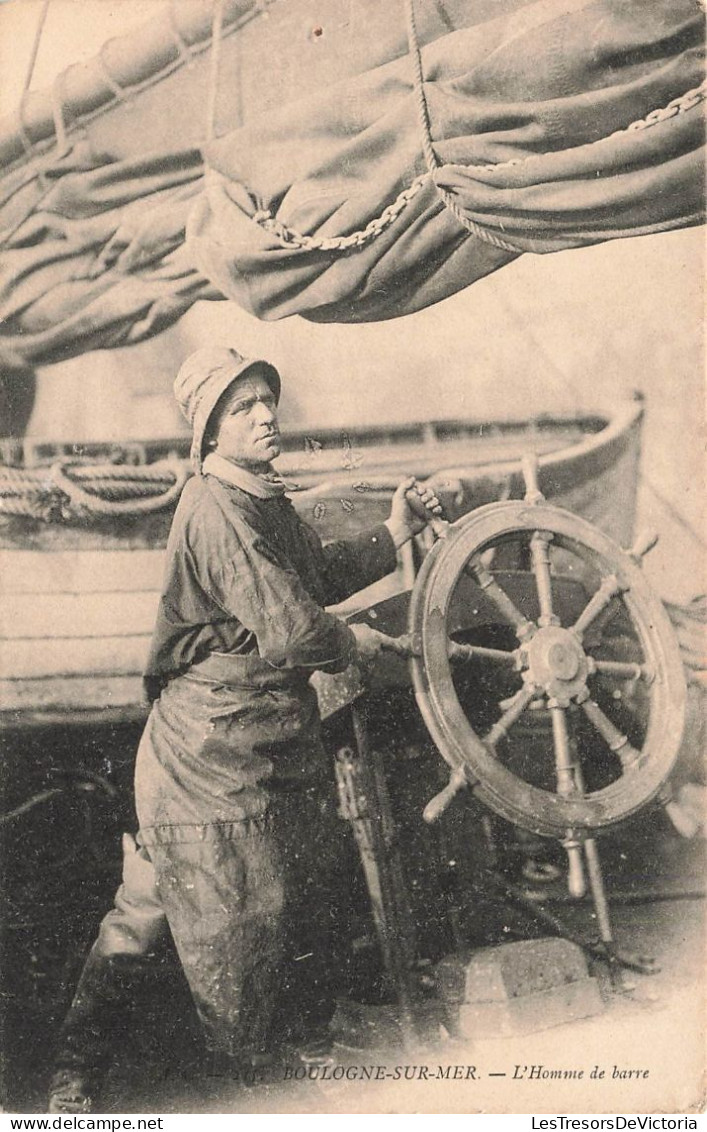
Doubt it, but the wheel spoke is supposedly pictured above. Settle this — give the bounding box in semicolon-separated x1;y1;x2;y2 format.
483;685;535;748
579;696;641;770
592;659;652;682
530;530;556;626
448;641;519;665
550;704;587;897
468;559;534;640
550;703;578;797
571;575;621;640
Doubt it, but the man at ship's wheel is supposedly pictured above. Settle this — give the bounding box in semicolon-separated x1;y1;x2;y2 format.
48;346;442;1113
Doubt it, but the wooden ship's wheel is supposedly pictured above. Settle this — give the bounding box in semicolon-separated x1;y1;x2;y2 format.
406;458;686;847
336;458;689;1025
354;454;688;958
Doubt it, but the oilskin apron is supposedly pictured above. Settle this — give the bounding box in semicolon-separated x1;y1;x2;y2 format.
133;651;342;1058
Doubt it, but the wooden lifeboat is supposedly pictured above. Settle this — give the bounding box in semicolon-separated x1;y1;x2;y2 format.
0;398;643;727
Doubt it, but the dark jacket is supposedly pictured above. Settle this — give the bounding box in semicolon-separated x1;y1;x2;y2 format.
134;471;399;826
145;472;397;695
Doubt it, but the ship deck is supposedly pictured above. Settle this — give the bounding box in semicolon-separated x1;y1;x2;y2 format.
4;805;704;1115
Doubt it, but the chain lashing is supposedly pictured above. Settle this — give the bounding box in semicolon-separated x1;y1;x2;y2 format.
252;173;429;253
250;17;706;259
624;80;707;132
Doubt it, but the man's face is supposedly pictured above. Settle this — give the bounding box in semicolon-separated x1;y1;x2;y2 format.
210;373;281;469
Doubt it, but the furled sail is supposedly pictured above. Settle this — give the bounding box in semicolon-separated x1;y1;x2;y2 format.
0;0;703;371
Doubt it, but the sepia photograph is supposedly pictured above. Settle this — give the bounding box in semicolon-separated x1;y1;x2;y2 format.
0;0;704;1118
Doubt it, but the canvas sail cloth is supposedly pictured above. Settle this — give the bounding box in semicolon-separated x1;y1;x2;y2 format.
0;146;217;375
0;0;703;372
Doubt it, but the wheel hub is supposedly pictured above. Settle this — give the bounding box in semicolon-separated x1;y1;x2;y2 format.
523;626;588;702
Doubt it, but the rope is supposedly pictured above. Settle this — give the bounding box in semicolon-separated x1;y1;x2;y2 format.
95;43;129;101
14;104;36;161
50;459;189;516
50;72;70;156
0;463;184;488
0;788;64;826
20;0;51;97
405;0;439;186
16;0;50;166
0;770;117;827
0;460;190;521
206;0;226;141
70;463;188;483
167;0;197;64
408;0;522;252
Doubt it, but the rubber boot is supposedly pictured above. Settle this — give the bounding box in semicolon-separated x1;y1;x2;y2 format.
48;951;161;1113
48;835;167;1113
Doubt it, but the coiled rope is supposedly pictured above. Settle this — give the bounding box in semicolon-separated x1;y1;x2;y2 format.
0;460;189;521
